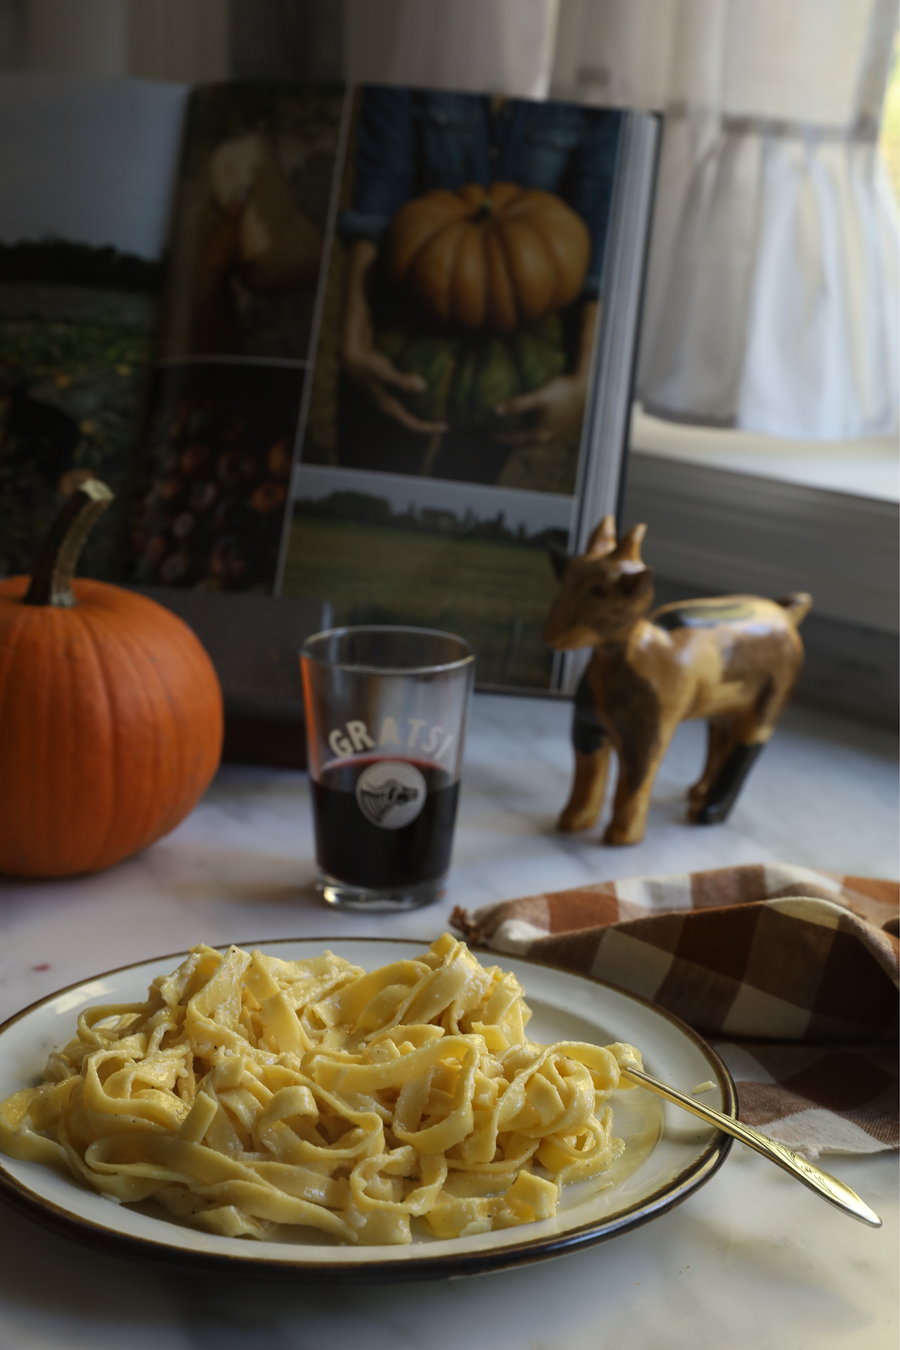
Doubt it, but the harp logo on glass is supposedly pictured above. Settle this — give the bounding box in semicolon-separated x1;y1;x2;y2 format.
355;760;427;829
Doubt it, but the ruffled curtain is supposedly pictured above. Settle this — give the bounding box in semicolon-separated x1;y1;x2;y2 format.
345;0;900;438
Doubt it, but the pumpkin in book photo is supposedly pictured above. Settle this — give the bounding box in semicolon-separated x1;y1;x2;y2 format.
386;183;591;334
0;480;223;878
330;186;592;483
155;82;344;363
364;181;590;458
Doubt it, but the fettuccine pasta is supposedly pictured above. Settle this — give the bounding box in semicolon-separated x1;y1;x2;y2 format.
0;936;642;1244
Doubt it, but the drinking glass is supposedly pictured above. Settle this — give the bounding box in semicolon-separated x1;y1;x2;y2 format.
300;626;474;910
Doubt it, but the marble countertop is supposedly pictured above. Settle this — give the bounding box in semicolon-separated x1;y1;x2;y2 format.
0;693;897;1349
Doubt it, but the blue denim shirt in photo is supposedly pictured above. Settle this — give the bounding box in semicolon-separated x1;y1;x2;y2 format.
339;87;623;300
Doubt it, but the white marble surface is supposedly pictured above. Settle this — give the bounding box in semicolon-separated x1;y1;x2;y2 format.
0;693;897;1349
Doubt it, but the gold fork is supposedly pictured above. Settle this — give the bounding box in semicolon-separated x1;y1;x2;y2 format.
621;1064;882;1227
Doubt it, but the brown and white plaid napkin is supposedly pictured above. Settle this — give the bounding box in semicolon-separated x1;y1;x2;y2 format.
452;864;899;1158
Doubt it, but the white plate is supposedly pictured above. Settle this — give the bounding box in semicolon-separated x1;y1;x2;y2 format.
0;938;735;1281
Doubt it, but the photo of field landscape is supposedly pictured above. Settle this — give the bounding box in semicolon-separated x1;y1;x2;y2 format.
282;485;567;688
0;241;159;582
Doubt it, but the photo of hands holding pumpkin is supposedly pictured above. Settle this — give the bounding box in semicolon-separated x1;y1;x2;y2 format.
341;195;599;447
342;238;447;437
334;89;619;489
491;300;598;448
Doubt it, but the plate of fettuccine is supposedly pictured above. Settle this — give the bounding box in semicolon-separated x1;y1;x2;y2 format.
0;935;734;1280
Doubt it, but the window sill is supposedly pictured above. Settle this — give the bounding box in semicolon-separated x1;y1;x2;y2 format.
622;408;899;727
630;406;899;503
624;406;899;634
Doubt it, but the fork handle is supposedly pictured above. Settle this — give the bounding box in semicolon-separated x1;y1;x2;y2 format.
620;1064;881;1228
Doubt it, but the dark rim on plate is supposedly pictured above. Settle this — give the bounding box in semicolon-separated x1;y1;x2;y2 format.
0;937;736;1283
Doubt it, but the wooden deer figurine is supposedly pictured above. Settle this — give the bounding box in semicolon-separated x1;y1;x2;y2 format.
544;516;812;846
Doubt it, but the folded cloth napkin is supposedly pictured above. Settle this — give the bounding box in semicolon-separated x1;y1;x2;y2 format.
451;864;899;1159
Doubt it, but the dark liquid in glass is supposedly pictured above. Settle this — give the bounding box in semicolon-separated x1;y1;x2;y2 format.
312;756;459;890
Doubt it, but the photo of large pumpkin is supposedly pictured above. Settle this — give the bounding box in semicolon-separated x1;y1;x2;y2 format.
209;133;322;296
376;314;567;431
387;183;591;334
0;480;223;878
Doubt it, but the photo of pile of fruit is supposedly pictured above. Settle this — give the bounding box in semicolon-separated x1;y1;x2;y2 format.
128;362;303;592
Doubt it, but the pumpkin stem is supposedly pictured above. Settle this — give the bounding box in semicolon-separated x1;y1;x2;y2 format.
476;196;493;222
24;479;114;608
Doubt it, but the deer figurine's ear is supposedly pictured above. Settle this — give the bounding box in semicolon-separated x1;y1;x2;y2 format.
548;543;571;581
618;564;655;598
584;515;617;558
611;522;647;563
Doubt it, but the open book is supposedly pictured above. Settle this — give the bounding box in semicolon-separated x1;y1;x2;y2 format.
0;77;658;695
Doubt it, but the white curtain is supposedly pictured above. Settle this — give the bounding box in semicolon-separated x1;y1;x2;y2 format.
344;0;561;100
12;0;230;83
345;0;899;439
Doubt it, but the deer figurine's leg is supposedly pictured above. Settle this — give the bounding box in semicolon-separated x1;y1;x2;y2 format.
558;744;612;831
688;718;733;806
689;736;763;824
558;673;611;832
603;717;681;846
689;675;794;825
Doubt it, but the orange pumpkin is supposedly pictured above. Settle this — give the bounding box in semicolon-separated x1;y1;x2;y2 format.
0;480;224;878
387;183;591;334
